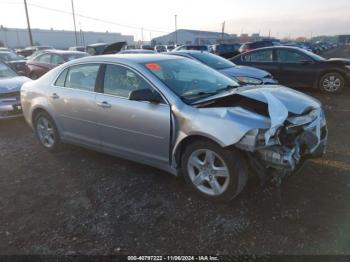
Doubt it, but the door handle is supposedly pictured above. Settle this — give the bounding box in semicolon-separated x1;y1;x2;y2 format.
51;93;59;99
97;101;112;108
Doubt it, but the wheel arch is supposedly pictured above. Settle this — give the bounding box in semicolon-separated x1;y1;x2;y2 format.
173;134;227;171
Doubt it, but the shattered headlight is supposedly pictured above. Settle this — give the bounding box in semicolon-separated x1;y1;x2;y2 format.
237;128;270;151
233;76;263;85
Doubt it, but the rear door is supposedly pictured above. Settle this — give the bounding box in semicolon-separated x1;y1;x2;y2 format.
95;64;171;165
275;49;316;87
50;63;101;146
241;49;279;77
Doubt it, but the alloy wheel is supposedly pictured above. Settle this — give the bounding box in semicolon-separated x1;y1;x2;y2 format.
322;75;342;92
36;116;56;148
187;149;230;196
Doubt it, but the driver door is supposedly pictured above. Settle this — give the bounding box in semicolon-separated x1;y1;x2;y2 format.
95;64;171;165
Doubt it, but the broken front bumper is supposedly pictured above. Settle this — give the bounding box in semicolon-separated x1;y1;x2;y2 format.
241;109;327;175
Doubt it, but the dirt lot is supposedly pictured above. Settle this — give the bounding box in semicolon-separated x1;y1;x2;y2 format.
1;89;350;255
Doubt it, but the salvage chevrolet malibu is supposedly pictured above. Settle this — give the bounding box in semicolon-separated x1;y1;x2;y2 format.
21;54;327;202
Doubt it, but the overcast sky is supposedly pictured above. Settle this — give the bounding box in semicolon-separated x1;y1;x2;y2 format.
0;0;349;40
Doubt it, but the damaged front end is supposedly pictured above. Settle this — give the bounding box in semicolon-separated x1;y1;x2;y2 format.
236;105;327;180
193;86;328;181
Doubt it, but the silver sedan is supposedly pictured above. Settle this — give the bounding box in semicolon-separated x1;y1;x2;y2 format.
21;54;327;202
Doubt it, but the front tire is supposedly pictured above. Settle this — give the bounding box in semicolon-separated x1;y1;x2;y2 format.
181;140;248;202
34;112;61;151
319;72;345;93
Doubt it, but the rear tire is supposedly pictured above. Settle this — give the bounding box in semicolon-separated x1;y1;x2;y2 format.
319;72;345;93
34;111;61;152
181;140;248;202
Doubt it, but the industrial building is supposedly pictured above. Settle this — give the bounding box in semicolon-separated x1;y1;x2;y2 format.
151;29;263;46
151;29;231;46
0;27;134;49
338;35;350;45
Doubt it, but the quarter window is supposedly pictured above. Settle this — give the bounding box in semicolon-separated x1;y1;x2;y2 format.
277;50;309;63
103;64;152;98
55;68;68;86
65;64;100;91
243;50;273;62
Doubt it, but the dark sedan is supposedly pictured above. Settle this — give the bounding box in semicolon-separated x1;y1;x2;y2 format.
231;46;350;93
25;50;89;79
169;50;277;85
0;51;27;75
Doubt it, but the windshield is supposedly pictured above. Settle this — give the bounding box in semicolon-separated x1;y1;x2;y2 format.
143;58;239;103
302;49;326;61
190;52;236;70
0;63;17;78
0;52;23;61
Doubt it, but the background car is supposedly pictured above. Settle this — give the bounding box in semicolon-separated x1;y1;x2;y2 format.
173;45;212;52
69;46;86;52
25;50;89;79
169;50;277;85
16;45;54;57
154;45;167;53
231;46;350;93
238;39;280;53
0;51;27;75
166;45;176;52
0;62;30;119
212;43;241;58
86;43;109;55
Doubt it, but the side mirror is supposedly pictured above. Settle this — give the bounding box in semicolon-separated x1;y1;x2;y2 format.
129;88;162;103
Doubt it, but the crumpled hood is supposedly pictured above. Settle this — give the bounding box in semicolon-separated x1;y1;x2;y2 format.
238;85;321;115
0;76;31;94
219;65;271;79
195;85;321;116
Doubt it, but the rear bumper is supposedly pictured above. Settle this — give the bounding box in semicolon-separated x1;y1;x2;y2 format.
0;100;23;119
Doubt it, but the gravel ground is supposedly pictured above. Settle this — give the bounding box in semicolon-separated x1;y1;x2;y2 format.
1;90;350;255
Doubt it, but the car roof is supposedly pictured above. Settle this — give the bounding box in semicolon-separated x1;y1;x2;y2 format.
241;45;305;53
42;50;88;55
67;54;182;65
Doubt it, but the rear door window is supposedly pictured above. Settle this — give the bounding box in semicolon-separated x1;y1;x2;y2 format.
65;64;100;91
243;50;273;62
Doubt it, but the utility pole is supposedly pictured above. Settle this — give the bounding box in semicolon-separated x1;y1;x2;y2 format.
24;0;33;46
141;27;144;45
174;14;178;45
71;0;78;46
221;21;225;42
